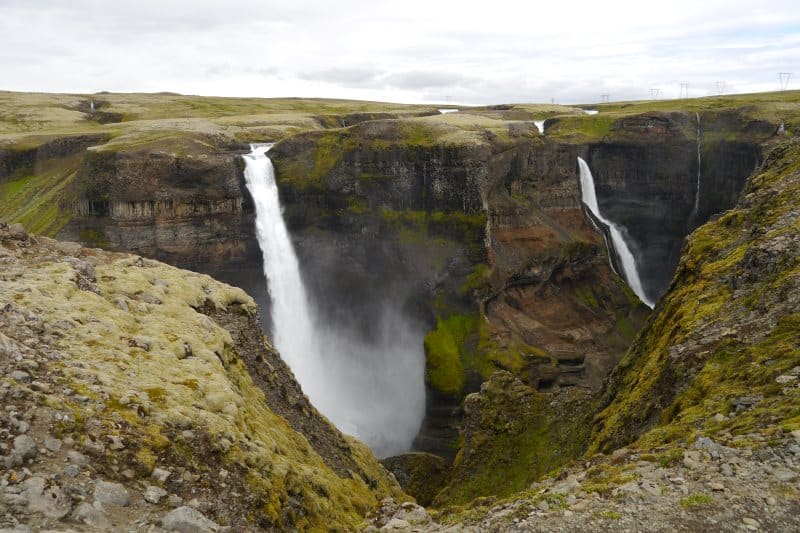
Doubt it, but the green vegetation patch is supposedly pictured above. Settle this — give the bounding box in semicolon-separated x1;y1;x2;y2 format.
434;373;594;507
0;155;80;236
680;493;712;507
424;315;473;395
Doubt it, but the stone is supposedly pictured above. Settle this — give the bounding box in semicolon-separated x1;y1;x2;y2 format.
44;437;62;453
12;435;37;459
144;485;168;504
772;467;798;482
74;501;111;529
94;480;131;506
790;430;800;441
9;371;30;383
775;374;797;384
394;502;431;525
537;499;550;511
8;223;27;239
108;435;125;450
742;517;759;527
551;476;581;495
63;464;80;477
162;505;220;532
693;437;716;449
22;476;71;519
67;450;88;466
55;241;82;255
152;467;171;483
710;482;725;491
611;448;630;463
381;518;410;530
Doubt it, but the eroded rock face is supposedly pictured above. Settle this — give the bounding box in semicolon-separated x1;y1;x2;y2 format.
60;142;258;272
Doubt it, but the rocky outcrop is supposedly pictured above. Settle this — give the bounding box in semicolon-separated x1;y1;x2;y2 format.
60;138;260;273
0;223;405;531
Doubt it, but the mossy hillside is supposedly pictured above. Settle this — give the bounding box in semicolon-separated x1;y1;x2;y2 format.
423;310;554;397
0;249;405;529
589;137;800;454
432;372;594;507
0;153;82;236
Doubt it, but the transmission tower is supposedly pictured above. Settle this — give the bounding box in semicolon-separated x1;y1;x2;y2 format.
600;94;610;103
715;81;726;95
779;72;792;90
679;82;689;99
649;88;661;99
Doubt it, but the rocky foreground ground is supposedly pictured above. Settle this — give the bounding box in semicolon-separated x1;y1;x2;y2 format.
368;430;800;532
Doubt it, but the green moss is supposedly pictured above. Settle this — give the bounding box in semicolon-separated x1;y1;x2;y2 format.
424;315;471;395
680;493;712;507
574;286;600;309
594;510;622;520
0;251;406;529
78;228;111;248
0;157;79;236
435;373;593;507
460;264;490;294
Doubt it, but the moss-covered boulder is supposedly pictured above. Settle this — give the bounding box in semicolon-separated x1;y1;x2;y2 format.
0;223;405;530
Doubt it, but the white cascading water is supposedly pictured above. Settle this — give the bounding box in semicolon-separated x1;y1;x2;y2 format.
692;112;702;217
242;144;322;387
242;144;425;456
534;120;546;134
584;109;599;115
577;157;654;308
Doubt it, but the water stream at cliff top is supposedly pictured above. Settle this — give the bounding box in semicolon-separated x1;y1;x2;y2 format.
692;112;702;219
577;157;654;308
242;144;425;456
534;120;546;134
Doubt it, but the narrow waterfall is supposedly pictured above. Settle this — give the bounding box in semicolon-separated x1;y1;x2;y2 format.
242;144;322;387
242;145;425;456
577;157;654;308
534;120;546;134
692;112;702;217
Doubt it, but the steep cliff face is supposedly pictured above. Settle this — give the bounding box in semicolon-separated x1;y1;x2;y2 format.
590;135;800;453
268;120;649;461
584;111;771;303
59;135;260;275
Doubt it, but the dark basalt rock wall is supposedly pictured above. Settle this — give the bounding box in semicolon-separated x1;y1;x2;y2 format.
0;133;110;180
586;112;769;303
60;147;261;274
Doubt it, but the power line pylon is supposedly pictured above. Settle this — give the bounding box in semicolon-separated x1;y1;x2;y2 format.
779;72;792;90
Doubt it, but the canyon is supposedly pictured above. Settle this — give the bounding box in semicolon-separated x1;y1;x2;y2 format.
1;90;799;528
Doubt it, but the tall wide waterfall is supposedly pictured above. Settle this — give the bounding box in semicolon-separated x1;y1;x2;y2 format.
577;157;654;308
242;144;425;456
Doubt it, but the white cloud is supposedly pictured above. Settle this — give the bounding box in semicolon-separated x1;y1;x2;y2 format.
1;0;798;104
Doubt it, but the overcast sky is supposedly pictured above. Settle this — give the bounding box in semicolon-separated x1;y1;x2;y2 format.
1;0;799;105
